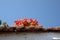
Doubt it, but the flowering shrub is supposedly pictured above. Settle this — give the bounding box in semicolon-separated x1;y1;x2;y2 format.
14;18;38;27
29;18;38;26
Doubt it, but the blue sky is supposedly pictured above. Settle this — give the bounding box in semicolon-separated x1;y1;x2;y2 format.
0;0;60;28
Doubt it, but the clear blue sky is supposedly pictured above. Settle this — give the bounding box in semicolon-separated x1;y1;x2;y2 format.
0;0;60;28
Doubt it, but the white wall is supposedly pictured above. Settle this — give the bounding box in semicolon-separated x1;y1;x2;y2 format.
0;32;60;40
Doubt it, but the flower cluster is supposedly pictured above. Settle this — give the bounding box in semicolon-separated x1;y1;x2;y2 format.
14;18;38;27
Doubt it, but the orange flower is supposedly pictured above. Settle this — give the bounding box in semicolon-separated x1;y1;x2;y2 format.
23;18;28;26
33;20;38;26
14;18;38;27
30;18;33;23
29;19;38;26
14;20;20;26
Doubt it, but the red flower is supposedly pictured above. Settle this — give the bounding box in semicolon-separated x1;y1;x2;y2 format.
29;18;38;26
23;18;28;26
30;18;33;23
33;20;38;26
14;18;38;27
14;20;20;26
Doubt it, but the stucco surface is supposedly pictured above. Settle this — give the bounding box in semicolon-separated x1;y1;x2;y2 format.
0;32;60;40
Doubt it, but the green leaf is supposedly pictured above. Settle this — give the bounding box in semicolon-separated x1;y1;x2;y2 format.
3;22;8;27
0;19;2;25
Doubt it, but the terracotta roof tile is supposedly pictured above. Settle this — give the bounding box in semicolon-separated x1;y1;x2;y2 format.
0;26;60;32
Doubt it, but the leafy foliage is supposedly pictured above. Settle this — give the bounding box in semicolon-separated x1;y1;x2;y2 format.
3;22;8;27
0;19;2;25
